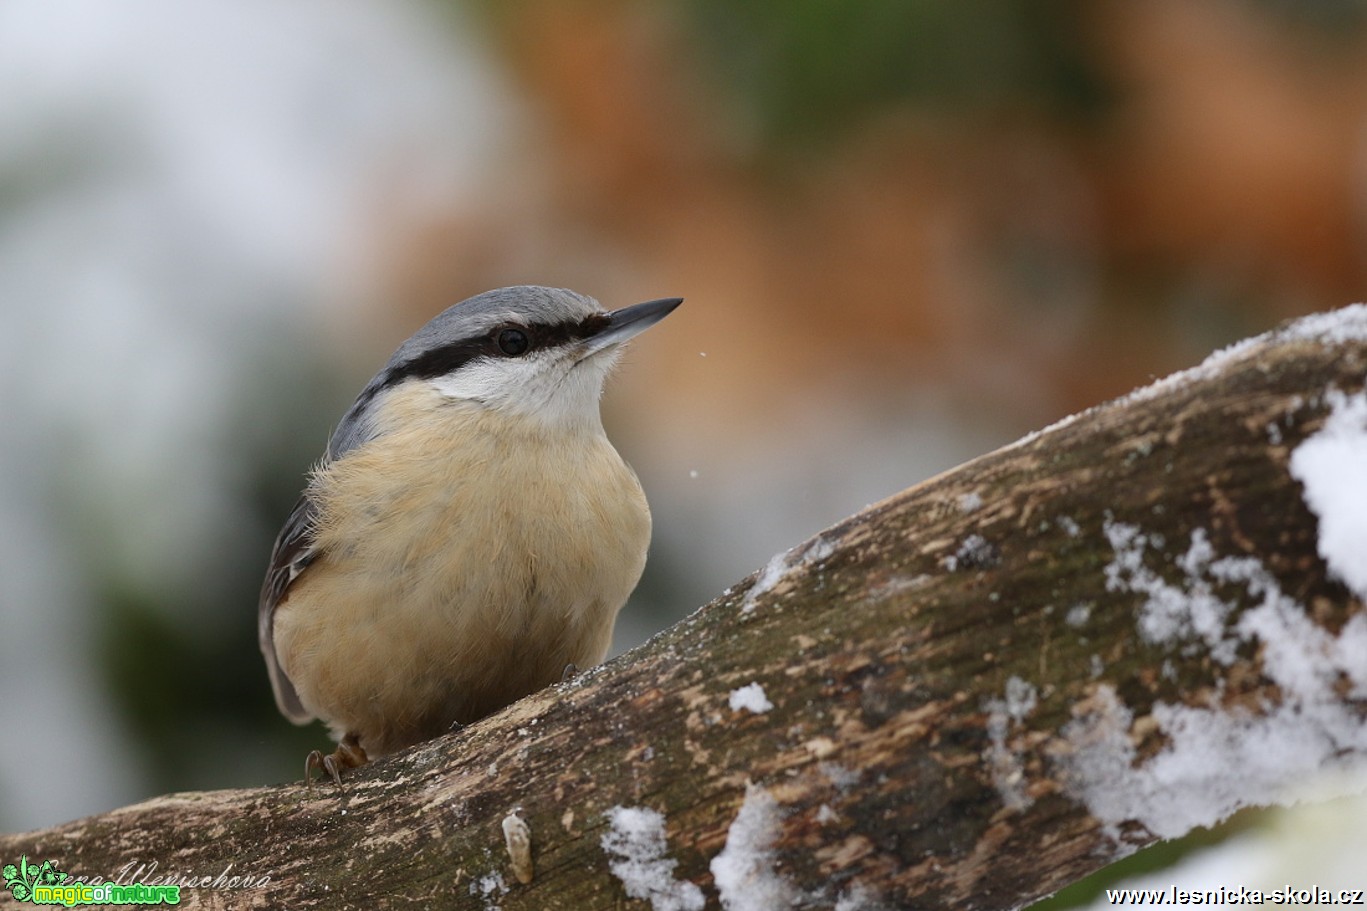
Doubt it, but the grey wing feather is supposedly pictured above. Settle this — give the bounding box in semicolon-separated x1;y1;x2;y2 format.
258;494;321;723
258;366;384;722
258;380;385;722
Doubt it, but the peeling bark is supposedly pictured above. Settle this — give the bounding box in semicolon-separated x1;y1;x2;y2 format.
3;307;1366;910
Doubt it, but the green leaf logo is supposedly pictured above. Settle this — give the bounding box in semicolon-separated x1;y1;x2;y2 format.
3;855;70;903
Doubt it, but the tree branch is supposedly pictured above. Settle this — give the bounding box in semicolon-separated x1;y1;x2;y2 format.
4;307;1367;910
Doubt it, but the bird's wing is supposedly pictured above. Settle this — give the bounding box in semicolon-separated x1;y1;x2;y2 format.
259;380;386;723
258;493;320;723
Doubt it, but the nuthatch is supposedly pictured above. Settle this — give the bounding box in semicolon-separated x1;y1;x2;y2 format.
259;285;680;785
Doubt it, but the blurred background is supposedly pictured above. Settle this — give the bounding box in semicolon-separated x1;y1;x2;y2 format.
1;0;1364;901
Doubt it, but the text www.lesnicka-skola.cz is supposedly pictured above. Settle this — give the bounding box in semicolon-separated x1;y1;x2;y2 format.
1105;885;1365;905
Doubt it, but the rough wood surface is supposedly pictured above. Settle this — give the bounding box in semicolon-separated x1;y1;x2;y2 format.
3;307;1366;910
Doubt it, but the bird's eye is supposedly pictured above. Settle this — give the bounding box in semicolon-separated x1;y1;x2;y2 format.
497;328;530;356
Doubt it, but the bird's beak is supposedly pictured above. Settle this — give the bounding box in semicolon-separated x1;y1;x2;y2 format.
583;297;683;355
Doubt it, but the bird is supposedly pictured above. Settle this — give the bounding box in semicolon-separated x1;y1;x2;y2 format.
258;285;681;786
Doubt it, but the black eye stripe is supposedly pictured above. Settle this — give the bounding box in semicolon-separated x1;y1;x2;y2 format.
522;312;610;349
376;312;612;390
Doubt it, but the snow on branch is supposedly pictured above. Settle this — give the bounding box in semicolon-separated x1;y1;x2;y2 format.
2;305;1365;910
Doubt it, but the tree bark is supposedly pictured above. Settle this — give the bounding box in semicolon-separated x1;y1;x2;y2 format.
4;307;1366;910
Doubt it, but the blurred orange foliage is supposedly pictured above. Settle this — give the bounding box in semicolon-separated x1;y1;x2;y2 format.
372;0;1367;435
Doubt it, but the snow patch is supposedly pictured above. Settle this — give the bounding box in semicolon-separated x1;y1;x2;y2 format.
1060;521;1367;839
739;536;834;614
601;806;704;911
941;533;996;572
740;552;787;615
1290;387;1367;602
710;783;797;911
985;676;1039;811
728;682;774;715
1004;675;1038;719
468;871;508;910
958;490;983;513
834;881;880;910
1104;522;1239;663
819;761;861;790
1282;302;1367;346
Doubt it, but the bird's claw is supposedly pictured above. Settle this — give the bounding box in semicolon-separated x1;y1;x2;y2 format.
304;733;369;794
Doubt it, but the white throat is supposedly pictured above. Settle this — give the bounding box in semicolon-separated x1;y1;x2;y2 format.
427;349;620;432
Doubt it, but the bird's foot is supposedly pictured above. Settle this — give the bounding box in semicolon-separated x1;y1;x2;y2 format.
560;663;579;683
305;733;369;793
